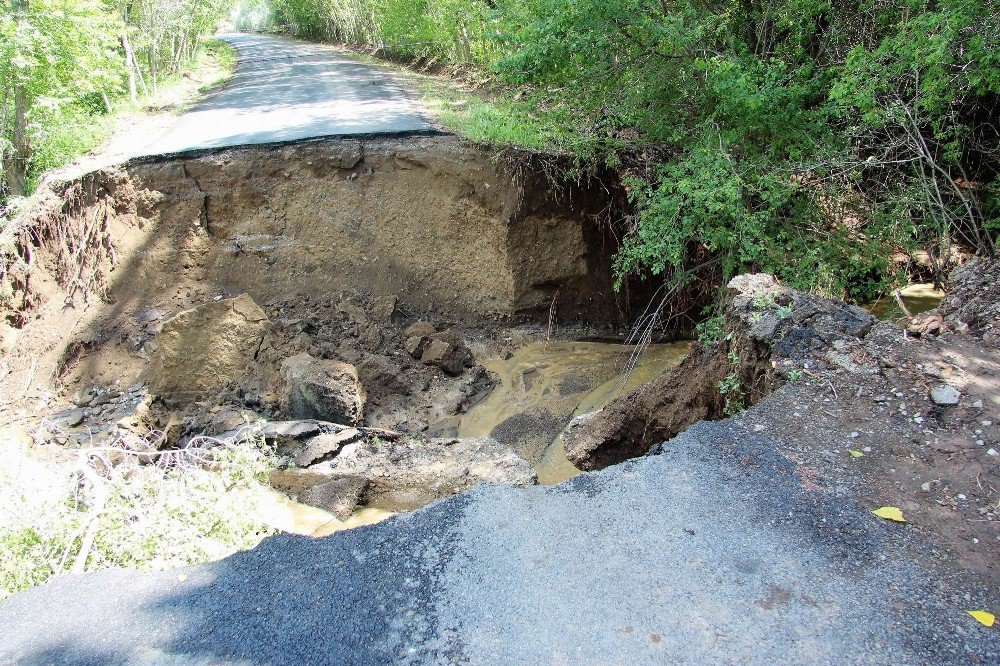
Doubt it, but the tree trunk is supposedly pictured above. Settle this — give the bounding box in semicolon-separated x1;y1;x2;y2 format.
123;34;148;98
6;0;30;196
150;37;158;94
122;35;137;104
7;87;29;196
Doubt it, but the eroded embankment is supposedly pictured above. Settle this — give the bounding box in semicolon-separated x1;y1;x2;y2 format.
0;134;665;531
143;135;624;319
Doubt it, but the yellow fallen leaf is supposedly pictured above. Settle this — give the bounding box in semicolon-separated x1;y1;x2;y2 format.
872;506;906;523
849;450;864;458
967;610;995;627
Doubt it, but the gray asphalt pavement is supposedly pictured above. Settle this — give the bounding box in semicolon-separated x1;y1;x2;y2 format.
1;420;996;664
137;34;434;156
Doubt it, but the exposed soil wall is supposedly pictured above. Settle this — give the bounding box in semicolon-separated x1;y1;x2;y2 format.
125;135;627;323
0;134;641;420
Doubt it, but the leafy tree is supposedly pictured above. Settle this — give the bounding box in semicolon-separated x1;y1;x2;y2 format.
0;0;234;199
0;0;121;195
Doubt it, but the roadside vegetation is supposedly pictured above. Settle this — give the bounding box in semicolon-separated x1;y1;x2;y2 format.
0;0;235;201
0;428;276;600
234;0;999;309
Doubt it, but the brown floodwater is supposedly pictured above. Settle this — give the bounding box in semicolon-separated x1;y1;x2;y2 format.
865;283;944;320
254;487;396;537
459;340;690;484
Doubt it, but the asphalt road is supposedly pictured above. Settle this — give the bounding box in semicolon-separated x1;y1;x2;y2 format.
1;420;996;664
138;34;434;156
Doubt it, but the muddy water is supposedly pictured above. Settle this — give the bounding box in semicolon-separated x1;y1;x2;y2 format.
866;283;944;320
459;341;690;484
254;487;396;537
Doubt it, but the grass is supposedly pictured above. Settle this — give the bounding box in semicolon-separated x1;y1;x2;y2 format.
344;48;594;157
0;426;276;601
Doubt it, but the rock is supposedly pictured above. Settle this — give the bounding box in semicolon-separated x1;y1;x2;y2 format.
421;339;457;370
370;295;397;322
908;311;945;337
92;390;120;406
298;476;369;520
280;353;365;425
64;409;85;427
403;335;428;359
403;321;438;359
749;313;780;340
268;468;333;495
258;420;324;442
136;309;163;324
153;295;270;396
403;321;436;338
419;332;473;376
930;385;961;406
205;408;262;437
312;436;536;510
358;354;412;396
163;412;186;444
296;428;362;467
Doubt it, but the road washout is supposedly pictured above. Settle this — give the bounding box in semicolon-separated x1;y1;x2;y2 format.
0;133;670;536
1;267;997;664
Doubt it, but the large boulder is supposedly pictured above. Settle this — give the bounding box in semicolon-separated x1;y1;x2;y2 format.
279;353;365;425
153;294;269;396
308;436;536;510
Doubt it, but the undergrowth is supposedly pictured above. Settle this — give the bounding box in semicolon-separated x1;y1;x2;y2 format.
0;427;277;601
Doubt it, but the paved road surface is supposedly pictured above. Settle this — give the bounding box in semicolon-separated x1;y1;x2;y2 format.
138;34;434;156
1;420;995;664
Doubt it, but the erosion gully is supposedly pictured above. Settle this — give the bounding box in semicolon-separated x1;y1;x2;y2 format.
3;133;940;538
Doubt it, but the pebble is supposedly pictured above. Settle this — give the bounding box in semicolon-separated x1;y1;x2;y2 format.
65;409;85;427
929;385;960;406
988;449;998;457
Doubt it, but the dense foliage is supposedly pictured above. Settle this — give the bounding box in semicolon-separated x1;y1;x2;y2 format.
0;0;232;198
245;0;1000;302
